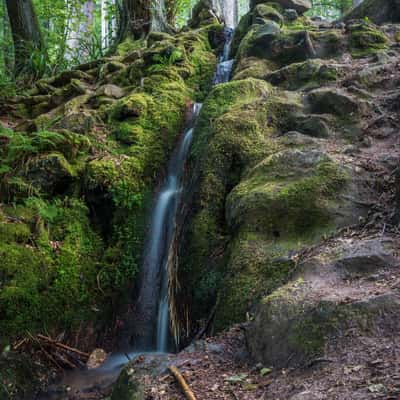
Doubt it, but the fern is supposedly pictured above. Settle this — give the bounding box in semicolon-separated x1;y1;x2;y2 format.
25;197;62;224
32;130;65;151
148;49;184;73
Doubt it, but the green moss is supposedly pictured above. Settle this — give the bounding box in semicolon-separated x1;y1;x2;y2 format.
0;27;218;345
215;233;296;329
116;38;146;57
227;154;348;236
348;21;389;58
232;57;275;80
266;59;338;91
0;198;104;343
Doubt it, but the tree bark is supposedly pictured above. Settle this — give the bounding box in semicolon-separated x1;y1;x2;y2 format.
119;0;171;41
5;0;44;76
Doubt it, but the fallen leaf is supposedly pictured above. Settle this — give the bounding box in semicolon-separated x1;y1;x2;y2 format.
260;367;272;376
225;373;248;383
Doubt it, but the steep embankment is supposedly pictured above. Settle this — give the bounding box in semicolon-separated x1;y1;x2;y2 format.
0;15;223;398
109;0;400;399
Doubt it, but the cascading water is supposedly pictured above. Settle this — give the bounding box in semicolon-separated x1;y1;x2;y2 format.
129;103;202;352
131;28;235;353
214;27;235;84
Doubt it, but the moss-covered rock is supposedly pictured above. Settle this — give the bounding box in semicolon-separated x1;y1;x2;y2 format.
253;4;284;25
307;87;363;116
111;368;144;400
266;59;338;90
22;152;76;195
232;57;275;81
226;150;348;235
348;20;389;58
246;237;400;367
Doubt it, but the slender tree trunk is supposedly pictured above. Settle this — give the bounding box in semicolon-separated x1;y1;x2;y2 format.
66;0;95;62
5;0;44;76
102;0;116;49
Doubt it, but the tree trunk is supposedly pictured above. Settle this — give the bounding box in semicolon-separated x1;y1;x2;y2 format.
66;0;95;62
120;0;171;40
102;0;117;49
5;0;44;76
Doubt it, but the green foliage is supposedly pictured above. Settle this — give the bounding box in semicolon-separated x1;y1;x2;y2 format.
147;49;184;72
0;197;103;342
307;0;353;20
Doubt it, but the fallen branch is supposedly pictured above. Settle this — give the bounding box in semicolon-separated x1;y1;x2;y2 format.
27;332;63;371
37;334;89;359
168;365;197;400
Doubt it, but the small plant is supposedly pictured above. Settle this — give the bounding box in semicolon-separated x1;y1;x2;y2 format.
148;49;184;73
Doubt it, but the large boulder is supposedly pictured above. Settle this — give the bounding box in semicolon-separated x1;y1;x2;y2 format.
343;0;400;24
22;153;76;194
251;0;312;14
307;87;364;116
246;237;400;368
266;59;339;90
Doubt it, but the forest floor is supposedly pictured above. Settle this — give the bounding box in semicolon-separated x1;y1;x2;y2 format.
57;312;400;400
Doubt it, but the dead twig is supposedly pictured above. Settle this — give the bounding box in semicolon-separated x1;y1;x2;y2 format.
168;365;197;400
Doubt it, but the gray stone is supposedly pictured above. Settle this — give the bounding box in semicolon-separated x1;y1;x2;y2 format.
95;84;125;99
284;8;299;21
307;87;361;116
335;239;397;277
272;0;311;14
111;368;144;400
343;0;400;25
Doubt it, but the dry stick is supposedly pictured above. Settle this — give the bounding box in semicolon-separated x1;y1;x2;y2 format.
13;338;28;350
168;366;197;400
37;334;90;359
27;333;63;371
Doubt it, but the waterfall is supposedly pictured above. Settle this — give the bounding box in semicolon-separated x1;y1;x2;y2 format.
129;103;202;352
129;28;235;353
213;27;235;84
